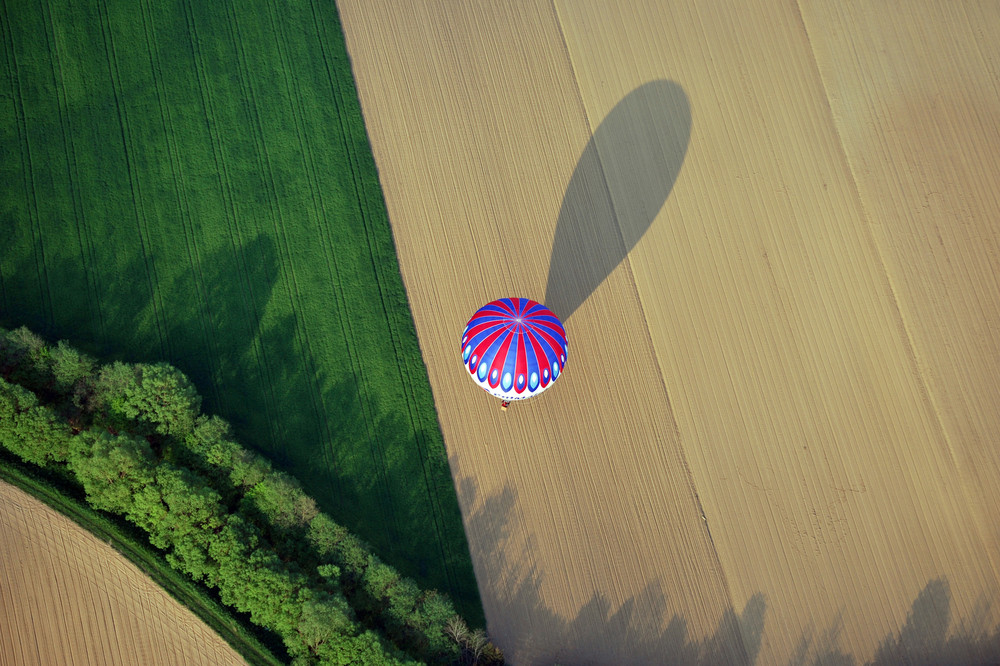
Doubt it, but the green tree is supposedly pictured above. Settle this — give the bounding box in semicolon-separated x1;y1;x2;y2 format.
313;629;416;666
307;513;350;560
48;340;96;393
178;415;274;493
93;362;201;438
206;513;261;589
179;416;238;480
416;591;463;658
218;547;308;639
384;577;421;636
152;466;227;582
360;557;402;614
293;591;356;658
230;447;274;490
0;326;51;391
68;430;159;517
0;377;73;465
243;469;319;533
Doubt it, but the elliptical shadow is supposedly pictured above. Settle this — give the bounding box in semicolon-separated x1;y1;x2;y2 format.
544;79;691;322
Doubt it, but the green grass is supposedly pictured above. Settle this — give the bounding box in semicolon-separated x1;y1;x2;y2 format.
0;0;482;625
0;452;287;666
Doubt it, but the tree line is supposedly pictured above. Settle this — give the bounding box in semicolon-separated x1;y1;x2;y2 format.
0;326;502;665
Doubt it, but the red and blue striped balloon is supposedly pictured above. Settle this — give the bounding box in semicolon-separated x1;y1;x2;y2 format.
461;298;568;401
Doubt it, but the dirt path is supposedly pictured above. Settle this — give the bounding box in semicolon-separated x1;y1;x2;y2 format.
337;1;1000;663
0;481;246;666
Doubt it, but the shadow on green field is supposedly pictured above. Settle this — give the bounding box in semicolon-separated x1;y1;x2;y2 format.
221;274;478;620
158;236;477;619
0;240;162;366
310;373;474;594
545;80;691;322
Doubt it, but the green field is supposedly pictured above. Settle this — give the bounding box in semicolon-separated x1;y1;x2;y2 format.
0;0;481;623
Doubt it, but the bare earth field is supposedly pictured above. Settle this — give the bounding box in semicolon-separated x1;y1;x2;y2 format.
337;1;1000;664
0;481;245;666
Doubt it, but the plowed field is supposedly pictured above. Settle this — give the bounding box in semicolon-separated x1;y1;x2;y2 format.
0;481;245;666
337;1;1000;663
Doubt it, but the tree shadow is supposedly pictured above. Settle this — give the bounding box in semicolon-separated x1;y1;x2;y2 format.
0;242;161;365
788;577;1000;666
457;464;1000;665
545;80;691;322
455;468;766;665
869;577;1000;666
157;237;482;622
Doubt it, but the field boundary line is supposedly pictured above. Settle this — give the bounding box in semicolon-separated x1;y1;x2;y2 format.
551;1;746;655
311;0;459;583
794;0;1000;582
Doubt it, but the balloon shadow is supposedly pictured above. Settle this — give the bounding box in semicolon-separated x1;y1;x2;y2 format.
545;79;691;322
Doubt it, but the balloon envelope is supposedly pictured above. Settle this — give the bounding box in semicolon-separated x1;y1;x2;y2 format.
461;298;568;401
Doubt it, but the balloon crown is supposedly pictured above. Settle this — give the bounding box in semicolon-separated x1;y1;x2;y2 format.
461;297;567;402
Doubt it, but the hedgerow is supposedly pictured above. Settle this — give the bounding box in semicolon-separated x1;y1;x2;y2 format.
0;326;502;665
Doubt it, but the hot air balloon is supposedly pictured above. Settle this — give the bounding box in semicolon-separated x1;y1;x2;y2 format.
460;298;568;410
